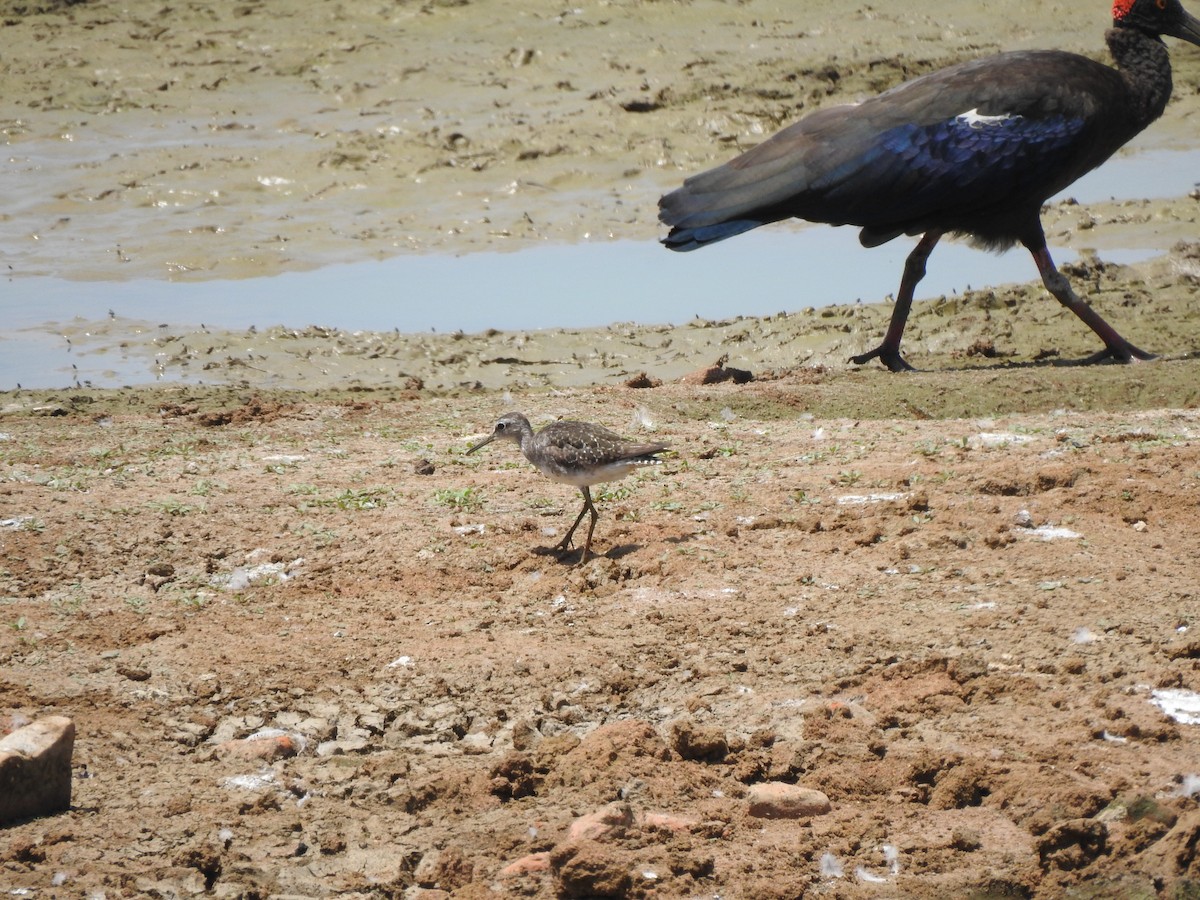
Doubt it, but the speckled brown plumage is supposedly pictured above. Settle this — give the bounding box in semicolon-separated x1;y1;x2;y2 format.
467;412;668;563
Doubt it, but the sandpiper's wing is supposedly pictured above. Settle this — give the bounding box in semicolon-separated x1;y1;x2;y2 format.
533;422;667;484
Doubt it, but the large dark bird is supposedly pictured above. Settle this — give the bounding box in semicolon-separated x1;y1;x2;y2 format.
659;0;1200;371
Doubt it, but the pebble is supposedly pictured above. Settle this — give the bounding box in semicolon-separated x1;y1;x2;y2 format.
0;716;75;824
499;851;551;877
746;783;832;819
210;715;266;745
566;801;634;842
639;811;697;833
316;737;370;756
216;730;303;762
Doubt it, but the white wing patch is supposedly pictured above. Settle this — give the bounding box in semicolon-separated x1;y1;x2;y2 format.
956;108;1022;129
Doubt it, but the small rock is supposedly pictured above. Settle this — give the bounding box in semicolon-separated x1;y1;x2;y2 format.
950;826;982;851
566;802;634;843
216;731;303;763
315;737;370;756
0;716;75;824
669;718;728;762
510;718;540;751
499;852;551;878
624;372;662;389
414;845;473;890
460;731;493;754
209;714;266;744
1036;818;1107;870
1;712;32;737
746;782;831;820
414;458;436;476
679;359;753;385
551;840;633;898
639;811;698;833
117;665;152;682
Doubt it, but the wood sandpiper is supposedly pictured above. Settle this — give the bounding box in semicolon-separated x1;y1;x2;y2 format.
467;412;668;563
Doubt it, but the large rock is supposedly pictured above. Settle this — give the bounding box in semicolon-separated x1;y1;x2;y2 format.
746;782;831;820
0;716;75;823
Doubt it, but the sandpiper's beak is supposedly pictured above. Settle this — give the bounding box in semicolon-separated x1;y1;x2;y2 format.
466;432;496;454
1170;4;1200;45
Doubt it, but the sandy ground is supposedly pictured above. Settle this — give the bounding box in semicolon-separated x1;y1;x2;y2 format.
2;382;1200;899
3;0;1200;897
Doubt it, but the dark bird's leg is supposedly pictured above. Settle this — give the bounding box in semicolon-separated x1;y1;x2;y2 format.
1023;235;1155;364
850;230;942;372
555;486;600;563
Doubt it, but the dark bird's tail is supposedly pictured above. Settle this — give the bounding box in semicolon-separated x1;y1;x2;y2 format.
657;129;814;251
658;215;765;252
657;105;874;252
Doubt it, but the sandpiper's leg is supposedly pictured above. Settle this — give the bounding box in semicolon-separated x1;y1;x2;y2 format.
578;487;600;563
555;488;592;557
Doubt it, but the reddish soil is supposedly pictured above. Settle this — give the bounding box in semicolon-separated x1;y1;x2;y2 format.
2;377;1198;897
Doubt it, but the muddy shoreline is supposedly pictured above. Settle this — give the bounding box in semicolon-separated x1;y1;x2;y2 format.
5;1;1200;391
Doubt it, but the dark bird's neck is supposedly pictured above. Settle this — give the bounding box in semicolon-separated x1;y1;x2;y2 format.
1108;26;1174;127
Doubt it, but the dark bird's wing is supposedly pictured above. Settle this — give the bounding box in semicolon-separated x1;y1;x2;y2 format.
659;51;1131;250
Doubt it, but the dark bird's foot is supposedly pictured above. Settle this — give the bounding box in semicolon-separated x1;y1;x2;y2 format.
1075;342;1157;365
849;345;917;372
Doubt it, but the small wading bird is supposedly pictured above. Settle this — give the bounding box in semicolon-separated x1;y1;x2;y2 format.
659;0;1200;371
466;412;669;564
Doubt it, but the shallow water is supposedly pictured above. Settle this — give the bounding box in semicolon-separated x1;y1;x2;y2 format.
1;147;1195;389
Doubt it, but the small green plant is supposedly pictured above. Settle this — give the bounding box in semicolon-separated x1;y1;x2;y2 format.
597;484;633;503
836;469;863;486
190;479;226;497
175;592;209;609
434;487;482;511
290;485;393;510
45;476;89;492
291;521;339;545
124;596;150;614
330;488;391;510
51;593;86;616
148;499;199;516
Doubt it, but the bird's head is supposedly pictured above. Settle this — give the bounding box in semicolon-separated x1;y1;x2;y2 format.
466;412;531;454
1114;0;1200;45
